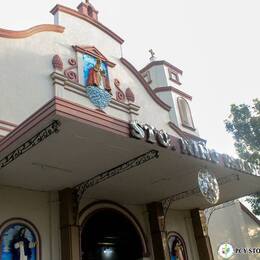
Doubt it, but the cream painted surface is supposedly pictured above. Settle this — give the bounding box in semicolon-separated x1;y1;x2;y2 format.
0;186;61;260
148;65;168;90
166;209;200;260
56;12;122;60
208;201;260;260
0;7;181;137
0;32;64;125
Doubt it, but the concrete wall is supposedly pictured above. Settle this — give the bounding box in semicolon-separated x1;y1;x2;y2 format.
208;201;260;260
0;186;61;260
242;208;260;251
166;209;200;260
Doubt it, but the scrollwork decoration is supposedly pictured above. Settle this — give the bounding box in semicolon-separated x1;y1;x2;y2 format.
64;58;78;82
0;120;61;170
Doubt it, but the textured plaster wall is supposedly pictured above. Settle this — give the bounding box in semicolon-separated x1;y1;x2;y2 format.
0;186;61;260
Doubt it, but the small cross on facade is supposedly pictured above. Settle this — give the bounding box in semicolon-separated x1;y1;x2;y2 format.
149;49;156;61
149;49;155;58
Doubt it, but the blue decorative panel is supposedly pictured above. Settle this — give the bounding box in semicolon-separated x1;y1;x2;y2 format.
85;86;112;110
1;224;37;260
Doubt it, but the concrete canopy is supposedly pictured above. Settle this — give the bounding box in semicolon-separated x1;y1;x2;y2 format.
0;97;259;210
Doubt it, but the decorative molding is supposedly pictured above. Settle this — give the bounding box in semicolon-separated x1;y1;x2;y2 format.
55;97;131;137
125;88;135;103
142;71;152;84
168;121;206;143
168;68;182;85
64;58;78;83
0;120;17;128
0;120;61;170
168;122;189;141
51;72;140;115
0;97;131;158
50;5;124;44
113;79;126;103
74;150;159;202
0;24;64;39
140;60;183;75
182;123;196;131
52;55;63;70
0;99;58;152
0;126;13;133
183;131;206;143
120;58;171;111
154;87;192;101
73;45;116;67
177;97;196;130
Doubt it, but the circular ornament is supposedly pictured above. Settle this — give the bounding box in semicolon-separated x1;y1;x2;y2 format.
68;58;77;66
198;169;219;204
218;242;234;259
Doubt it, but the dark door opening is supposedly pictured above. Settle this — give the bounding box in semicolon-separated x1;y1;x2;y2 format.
81;209;143;260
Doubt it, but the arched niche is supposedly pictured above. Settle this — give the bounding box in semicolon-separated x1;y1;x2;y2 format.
177;97;195;130
168;231;188;260
79;201;149;260
0;218;41;260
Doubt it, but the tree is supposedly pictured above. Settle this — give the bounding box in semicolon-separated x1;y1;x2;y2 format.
225;99;260;215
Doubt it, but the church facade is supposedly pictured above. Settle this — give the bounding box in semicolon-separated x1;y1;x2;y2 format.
0;2;259;260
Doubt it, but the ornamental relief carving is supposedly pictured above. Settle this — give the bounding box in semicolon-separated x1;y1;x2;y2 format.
51;48;139;114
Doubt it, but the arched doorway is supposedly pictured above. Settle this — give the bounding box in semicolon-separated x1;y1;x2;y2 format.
81;208;144;260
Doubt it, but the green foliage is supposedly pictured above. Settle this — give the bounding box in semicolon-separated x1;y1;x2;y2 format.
225;99;260;215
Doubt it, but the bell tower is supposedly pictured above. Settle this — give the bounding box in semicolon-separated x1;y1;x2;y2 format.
140;51;199;136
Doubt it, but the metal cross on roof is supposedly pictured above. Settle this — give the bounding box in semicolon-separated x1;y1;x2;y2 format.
149;49;155;58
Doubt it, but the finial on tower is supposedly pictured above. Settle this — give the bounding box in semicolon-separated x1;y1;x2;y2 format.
149;49;156;62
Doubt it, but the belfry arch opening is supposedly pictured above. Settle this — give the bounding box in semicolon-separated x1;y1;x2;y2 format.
81;208;144;260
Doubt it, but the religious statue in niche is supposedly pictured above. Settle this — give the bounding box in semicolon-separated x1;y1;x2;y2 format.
83;53;112;110
1;224;37;260
168;234;186;260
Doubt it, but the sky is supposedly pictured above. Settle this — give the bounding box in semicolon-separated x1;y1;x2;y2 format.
0;0;259;156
